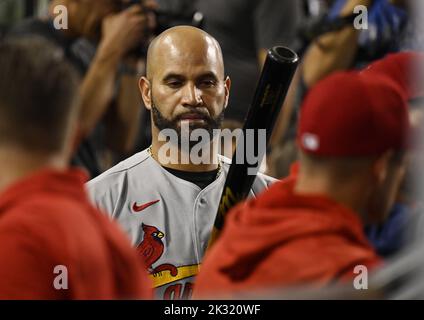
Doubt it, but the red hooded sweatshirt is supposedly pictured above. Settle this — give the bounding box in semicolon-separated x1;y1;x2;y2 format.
194;176;381;298
0;169;152;299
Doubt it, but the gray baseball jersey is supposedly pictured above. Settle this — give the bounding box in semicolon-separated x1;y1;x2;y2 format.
86;149;276;299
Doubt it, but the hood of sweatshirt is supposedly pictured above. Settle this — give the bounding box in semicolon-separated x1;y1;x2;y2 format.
205;177;380;285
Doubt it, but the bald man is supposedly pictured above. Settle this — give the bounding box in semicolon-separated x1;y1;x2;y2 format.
86;26;275;300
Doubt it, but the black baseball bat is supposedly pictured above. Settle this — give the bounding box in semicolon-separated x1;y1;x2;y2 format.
207;46;299;248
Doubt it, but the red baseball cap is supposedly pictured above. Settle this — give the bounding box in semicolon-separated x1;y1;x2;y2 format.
297;71;409;157
361;52;424;100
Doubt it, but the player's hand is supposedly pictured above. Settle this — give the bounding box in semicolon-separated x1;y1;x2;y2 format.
98;3;156;60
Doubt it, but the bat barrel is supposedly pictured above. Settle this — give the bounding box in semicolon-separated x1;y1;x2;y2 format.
234;46;299;191
269;46;299;64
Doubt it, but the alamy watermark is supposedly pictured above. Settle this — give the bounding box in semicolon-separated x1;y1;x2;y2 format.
353;5;368;30
353;265;368;290
157;123;267;175
53;265;68;290
53;5;68;30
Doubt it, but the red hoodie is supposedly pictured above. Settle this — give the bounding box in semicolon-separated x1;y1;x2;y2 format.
0;169;152;299
194;176;381;298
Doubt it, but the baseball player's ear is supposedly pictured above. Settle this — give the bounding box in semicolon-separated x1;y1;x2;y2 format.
373;151;392;185
224;76;231;109
139;76;152;110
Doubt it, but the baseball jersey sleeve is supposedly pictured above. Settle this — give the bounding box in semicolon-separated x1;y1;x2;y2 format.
86;173;124;219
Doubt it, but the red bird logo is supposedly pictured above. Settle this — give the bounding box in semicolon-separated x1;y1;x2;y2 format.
136;223;177;276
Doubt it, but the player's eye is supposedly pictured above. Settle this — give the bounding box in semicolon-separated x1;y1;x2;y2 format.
169;82;181;87
165;79;184;88
199;79;217;88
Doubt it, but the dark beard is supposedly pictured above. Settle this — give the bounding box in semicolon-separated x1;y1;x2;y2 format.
151;102;224;150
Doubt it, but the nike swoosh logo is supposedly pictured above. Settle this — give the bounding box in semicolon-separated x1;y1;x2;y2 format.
132;200;160;213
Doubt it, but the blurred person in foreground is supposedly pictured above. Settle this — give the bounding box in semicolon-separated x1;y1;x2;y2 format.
194;65;411;298
370;98;424;299
267;52;424;260
7;0;156;177
0;37;152;300
368;52;424;299
361;52;424;257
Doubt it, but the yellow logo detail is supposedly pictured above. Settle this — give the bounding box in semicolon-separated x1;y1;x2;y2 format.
150;264;200;288
218;187;237;216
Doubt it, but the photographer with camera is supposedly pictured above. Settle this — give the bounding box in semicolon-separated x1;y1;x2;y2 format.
7;0;157;178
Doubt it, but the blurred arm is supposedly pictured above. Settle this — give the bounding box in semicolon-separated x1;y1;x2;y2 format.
77;5;151;142
105;61;143;154
302;0;373;89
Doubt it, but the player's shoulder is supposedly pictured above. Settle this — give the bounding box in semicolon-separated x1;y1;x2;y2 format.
254;171;278;195
256;171;278;186
218;154;277;189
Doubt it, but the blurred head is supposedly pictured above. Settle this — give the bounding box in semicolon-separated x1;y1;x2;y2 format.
0;37;80;157
298;150;407;223
360;52;424;210
50;0;123;39
366;150;407;222
139;26;231;143
296;71;410;223
396;98;424;205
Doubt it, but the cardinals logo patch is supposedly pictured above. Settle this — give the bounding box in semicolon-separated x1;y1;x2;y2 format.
137;223;178;276
136;223;199;290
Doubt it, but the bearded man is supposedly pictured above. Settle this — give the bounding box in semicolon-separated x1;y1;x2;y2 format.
86;26;275;300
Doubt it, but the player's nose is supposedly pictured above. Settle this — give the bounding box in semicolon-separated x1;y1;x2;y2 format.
181;83;203;107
